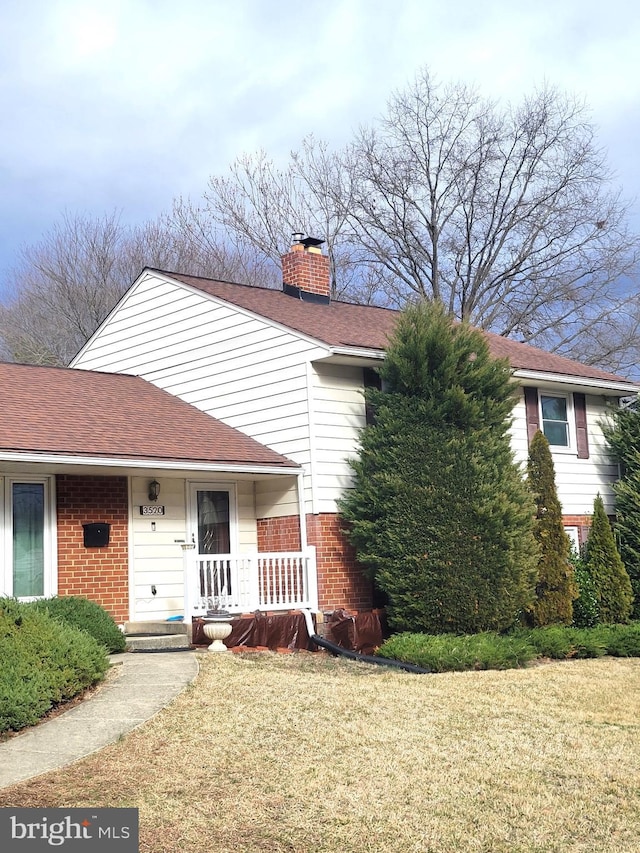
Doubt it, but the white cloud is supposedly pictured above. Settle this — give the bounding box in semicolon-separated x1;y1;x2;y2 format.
1;0;638;286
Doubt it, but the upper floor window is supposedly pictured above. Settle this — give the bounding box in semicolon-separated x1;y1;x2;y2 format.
540;395;570;447
524;387;590;459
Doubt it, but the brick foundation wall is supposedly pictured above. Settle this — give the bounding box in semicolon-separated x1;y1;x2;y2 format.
56;475;129;623
257;513;373;612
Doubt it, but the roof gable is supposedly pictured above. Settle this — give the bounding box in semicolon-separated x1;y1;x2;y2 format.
0;362;296;469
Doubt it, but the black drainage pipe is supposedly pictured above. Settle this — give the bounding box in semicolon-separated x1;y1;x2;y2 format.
310;633;431;675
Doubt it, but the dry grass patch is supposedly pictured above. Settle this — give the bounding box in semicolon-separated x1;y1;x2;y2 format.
1;653;639;852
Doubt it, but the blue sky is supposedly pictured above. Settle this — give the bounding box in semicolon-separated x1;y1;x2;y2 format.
1;0;639;295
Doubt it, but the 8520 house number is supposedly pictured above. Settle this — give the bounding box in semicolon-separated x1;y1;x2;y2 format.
140;505;165;515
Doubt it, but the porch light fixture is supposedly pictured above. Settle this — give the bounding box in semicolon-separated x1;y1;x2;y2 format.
148;479;160;502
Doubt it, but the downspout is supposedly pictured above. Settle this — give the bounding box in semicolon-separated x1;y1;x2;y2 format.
301;610;431;675
297;470;308;551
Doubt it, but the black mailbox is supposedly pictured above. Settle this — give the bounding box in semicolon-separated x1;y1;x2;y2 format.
83;522;110;548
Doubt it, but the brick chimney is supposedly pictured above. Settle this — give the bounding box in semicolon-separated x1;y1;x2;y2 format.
281;234;331;303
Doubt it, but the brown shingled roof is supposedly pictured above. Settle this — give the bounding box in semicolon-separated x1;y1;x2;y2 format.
161;270;634;386
0;363;296;468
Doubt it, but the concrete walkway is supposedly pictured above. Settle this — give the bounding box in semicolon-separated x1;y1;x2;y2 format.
0;651;199;788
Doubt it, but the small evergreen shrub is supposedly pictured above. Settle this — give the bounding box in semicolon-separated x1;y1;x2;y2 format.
595;623;640;657
585;495;633;623
517;626;577;659
526;431;577;625
0;598;109;734
602;404;640;618
29;596;126;653
570;547;600;628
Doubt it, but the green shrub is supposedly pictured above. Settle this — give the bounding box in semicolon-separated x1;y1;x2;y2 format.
29;596;126;653
0;598;109;734
377;631;536;672
526;431;577;625
517;626;577;659
377;623;640;672
585;495;633;623
595;622;640;657
340;301;538;635
571;547;600;628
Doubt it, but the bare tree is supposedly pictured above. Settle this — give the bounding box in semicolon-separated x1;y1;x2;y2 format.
0;210;275;366
199;139;384;302
198;69;639;371
343;71;640;367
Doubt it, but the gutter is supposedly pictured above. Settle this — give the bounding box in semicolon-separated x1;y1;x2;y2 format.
0;452;301;477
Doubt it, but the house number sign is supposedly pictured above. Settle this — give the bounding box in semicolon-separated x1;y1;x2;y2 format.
140;505;165;515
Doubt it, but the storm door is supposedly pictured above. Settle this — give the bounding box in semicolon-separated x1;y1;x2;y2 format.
188;483;237;607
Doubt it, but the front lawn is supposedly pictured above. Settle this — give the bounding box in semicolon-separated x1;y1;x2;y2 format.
1;652;639;852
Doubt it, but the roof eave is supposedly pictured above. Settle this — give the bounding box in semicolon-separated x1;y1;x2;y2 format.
513;369;640;395
0;451;300;476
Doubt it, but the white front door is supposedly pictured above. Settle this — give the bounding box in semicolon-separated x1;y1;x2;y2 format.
2;477;56;599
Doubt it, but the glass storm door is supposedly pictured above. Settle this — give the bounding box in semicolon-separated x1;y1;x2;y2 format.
188;484;236;608
193;488;231;555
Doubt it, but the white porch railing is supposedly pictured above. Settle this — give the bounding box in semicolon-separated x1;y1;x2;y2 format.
183;549;317;622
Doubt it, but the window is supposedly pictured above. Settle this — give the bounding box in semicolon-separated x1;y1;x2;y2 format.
540;395;570;447
524;388;590;459
564;526;580;555
2;477;56;600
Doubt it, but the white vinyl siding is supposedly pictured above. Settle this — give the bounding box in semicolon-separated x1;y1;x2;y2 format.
129;476;257;621
310;363;366;513
511;391;618;515
73;272;329;517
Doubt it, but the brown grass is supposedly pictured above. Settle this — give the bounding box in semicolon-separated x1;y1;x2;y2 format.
1;652;639;852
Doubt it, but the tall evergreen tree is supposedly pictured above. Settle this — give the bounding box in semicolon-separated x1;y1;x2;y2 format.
526;430;577;625
585;494;634;623
602;404;640;617
339;301;538;634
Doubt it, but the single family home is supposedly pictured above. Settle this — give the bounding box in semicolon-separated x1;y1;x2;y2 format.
59;236;639;626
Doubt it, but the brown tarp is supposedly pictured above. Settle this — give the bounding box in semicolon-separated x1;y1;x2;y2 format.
191;609;386;653
192;611;313;651
325;610;385;655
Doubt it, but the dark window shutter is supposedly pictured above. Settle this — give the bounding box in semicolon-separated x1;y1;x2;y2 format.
574;392;590;459
363;367;382;426
524;387;540;444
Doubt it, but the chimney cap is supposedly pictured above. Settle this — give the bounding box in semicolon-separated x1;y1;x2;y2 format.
291;233;325;250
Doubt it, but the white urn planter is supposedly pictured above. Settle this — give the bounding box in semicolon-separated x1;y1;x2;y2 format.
202;613;233;653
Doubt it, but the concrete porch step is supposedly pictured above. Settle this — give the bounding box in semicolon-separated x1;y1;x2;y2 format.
124;620;188;636
125;633;191;652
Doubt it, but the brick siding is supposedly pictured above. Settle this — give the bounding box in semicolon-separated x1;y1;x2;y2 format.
56;475;129;623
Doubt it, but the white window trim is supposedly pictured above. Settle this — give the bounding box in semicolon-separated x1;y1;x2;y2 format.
564;526;580;555
538;392;577;455
2;475;57;600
